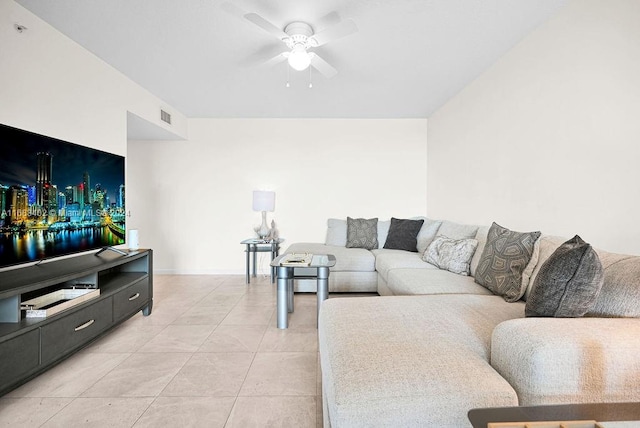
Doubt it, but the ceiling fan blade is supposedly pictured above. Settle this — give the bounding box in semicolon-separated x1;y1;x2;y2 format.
310;54;338;79
309;19;358;47
262;52;289;68
244;13;288;41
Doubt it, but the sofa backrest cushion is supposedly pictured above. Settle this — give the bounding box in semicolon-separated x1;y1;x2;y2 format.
474;222;541;302
588;256;640;317
525;235;604;317
470;226;490;277
326;218;348;246
377;220;391;249
437;220;478;241
413;217;443;255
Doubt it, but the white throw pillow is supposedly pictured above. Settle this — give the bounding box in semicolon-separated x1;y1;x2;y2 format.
325;218;347;246
423;236;479;276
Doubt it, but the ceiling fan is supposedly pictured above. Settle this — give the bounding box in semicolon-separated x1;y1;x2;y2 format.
243;12;358;79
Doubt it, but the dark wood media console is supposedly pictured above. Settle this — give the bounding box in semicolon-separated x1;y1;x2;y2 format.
0;249;153;396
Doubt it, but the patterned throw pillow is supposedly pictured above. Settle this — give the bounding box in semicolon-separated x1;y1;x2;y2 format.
474;222;541;302
346;217;378;250
383;218;425;252
526;235;604;317
423;236;479;276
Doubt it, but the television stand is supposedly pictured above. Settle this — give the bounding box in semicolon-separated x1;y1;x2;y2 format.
0;249;153;396
95;246;129;256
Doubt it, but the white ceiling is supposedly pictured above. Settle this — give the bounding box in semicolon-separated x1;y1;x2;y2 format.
16;0;567;119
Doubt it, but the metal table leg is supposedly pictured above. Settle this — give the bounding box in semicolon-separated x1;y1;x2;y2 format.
277;266;293;329
245;244;250;284
251;244;257;278
317;266;330;324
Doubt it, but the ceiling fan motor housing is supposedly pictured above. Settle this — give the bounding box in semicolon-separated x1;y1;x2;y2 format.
284;22;314;49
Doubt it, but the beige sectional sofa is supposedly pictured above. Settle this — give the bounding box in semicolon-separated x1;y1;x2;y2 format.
284;218;640;427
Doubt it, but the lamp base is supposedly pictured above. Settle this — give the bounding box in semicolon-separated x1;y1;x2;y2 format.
256;211;270;239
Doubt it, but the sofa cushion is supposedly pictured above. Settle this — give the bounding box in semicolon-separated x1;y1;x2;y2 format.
377;219;391;249
285;243;375;272
526;235;604;317
346;217;378;250
491;317;640;405
588;256;640;317
383;217;424;252
385;268;493;296
470;226;489;277
475;222;541;302
325;218;347;246
437;220;478;240
319;295;521;427
413;217;443;255
372;248;434;282
423;236;478;276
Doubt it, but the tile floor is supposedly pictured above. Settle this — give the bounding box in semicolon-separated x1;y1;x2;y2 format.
0;274;343;427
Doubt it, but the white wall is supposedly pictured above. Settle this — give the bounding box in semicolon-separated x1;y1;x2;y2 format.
427;0;640;255
0;1;187;156
128;119;428;273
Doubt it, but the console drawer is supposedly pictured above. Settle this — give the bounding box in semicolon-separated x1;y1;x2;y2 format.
113;278;149;321
40;297;113;365
0;329;40;387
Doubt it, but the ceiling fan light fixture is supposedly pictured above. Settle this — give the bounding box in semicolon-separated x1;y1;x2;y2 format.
288;45;311;71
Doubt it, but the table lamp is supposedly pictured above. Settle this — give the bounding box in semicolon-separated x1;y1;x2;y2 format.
252;190;275;239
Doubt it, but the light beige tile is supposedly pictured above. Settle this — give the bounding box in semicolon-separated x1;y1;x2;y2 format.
226;396;316;428
198;325;267;353
235;292;277;307
268;305;318;329
133;396;235;428
82;353;191;397
172;306;230;325
7;352;130;398
84;323;166;353
259;327;318;352
221;305;275;326
161;352;254;397
0;397;72;425
198;291;244;307
240;352;317;396
127;301;190;326
41;397;154;428
138;324;215;352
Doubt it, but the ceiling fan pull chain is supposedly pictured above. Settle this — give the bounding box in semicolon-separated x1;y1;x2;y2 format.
285;64;290;88
309;66;313;89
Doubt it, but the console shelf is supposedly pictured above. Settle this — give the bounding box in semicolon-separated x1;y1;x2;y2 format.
0;249;153;395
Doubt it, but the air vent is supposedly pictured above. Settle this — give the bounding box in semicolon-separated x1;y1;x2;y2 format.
160;109;171;125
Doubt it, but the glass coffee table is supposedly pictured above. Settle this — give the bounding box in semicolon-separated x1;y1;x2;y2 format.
271;254;336;329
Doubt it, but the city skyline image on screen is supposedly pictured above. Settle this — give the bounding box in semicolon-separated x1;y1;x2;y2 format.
0;123;126;268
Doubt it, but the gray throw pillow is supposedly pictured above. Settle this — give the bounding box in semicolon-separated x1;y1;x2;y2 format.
526;235;604;317
474;222;541;302
383;218;424;252
346;217;378;250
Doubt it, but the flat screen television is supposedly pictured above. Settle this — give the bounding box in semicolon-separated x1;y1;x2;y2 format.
0;123;126;269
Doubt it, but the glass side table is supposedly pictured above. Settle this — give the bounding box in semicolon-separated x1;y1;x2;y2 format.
241;238;284;284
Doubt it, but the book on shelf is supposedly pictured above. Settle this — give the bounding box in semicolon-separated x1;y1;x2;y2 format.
280;253;313;267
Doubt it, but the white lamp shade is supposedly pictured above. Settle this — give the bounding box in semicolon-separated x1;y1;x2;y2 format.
252;190;275;212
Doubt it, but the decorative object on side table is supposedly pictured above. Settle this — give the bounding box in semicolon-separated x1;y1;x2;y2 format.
252;190;275;238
